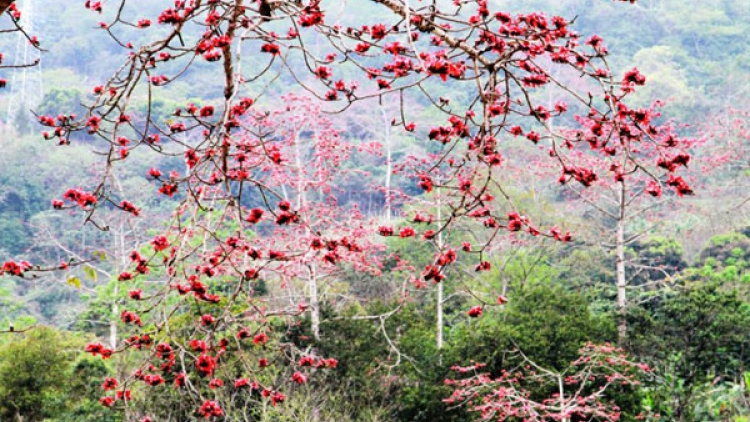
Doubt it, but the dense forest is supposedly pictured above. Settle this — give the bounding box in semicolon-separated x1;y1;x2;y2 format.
1;0;750;421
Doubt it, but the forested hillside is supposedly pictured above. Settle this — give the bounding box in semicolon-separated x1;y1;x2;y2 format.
1;1;750;421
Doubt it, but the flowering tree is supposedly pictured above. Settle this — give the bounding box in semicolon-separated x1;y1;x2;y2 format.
696;107;750;227
445;343;652;422
0;0;695;419
242;93;384;340
526;99;698;342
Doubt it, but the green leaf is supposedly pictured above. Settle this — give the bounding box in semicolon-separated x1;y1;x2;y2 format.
67;276;81;289
92;250;107;262
83;265;97;282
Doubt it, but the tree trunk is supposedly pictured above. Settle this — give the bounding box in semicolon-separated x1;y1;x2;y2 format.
437;277;444;349
294;130;321;341
616;182;628;345
381;107;392;222
111;295;118;349
309;263;320;341
110;224;124;350
436;180;444;350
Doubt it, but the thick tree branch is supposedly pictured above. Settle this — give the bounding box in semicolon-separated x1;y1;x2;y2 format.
0;0;13;16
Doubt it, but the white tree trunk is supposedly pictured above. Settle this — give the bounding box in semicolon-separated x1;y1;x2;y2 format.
309;263;320;340
110;223;126;350
436;180;444;350
110;298;118;350
437;278;444;350
381;107;392;222
616;182;627;344
295;130;321;341
558;375;569;422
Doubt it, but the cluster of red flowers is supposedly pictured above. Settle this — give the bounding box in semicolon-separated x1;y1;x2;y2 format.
121;310;142;326
85;342;113;359
0;260;31;277
198;400;223;418
58;188;97;208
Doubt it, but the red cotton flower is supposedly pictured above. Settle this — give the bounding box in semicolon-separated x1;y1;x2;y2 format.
1;260;30;277
189;339;208;352
271;391;286;406
666;175;693;197
467;306;483;318
377;78;391;90
355;42;370;54
253;332;270;345
623;67;646;86
198;400;223;418
315;66;332;79
275;211;298;225
292;371;308;384
174;372;187;388
370;23;388;40
169;122;186;133
321;358;338;368
199;105;214;117
158;183;178;197
246;208;264;224
158;8;182;25
156;343;173;360
143;374;165;386
196;353;217;375
399;227;415;238
378;226;394;236
261;43;281;55
418;175;433;192
507;212;523;231
121;310;142;326
151;235;169;252
646;181;662;197
102;377;118;391
475;261;491;272
86;342;113;359
85;1;103;12
120;200;140;216
185;149;199;169
62;188;97;208
201;314;216;326
118;271;135;282
298;3;324;26
621;67;646;92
